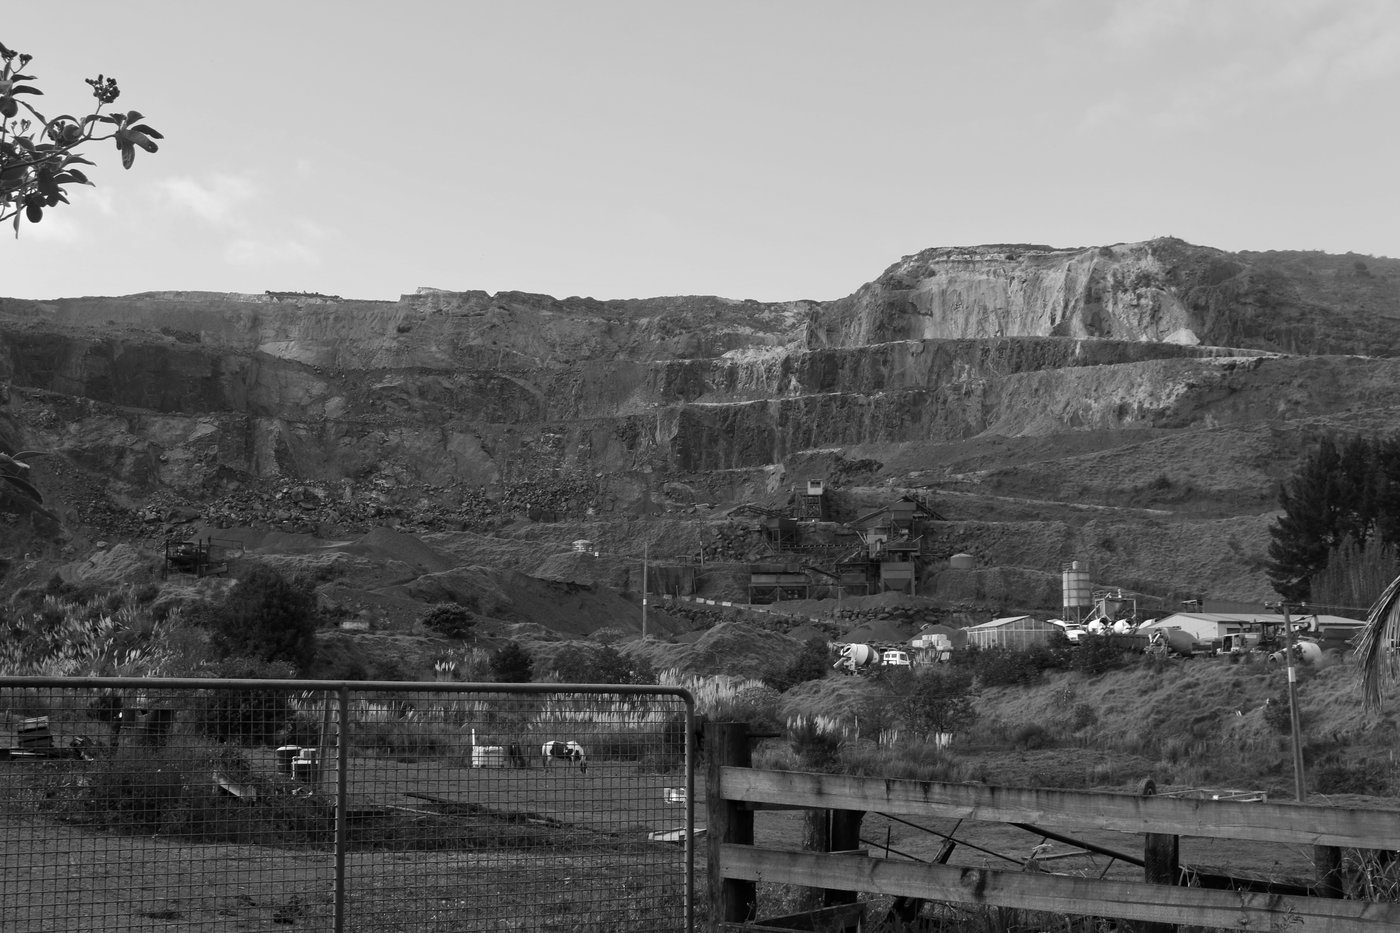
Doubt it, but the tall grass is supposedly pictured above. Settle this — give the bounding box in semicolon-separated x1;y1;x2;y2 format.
0;588;196;676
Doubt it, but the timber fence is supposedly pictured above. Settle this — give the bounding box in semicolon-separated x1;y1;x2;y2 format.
705;721;1400;932
0;676;695;932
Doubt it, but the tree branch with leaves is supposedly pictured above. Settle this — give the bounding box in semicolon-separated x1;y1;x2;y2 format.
0;39;162;236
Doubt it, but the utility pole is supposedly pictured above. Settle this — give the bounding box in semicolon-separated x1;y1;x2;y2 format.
641;542;648;642
1276;602;1307;801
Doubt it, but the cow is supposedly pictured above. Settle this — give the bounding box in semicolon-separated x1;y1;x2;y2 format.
541;740;587;773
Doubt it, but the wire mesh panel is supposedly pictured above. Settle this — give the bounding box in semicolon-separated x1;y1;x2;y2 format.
0;678;694;933
334;684;694;932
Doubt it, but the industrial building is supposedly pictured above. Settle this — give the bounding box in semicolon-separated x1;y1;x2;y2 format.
963;616;1063;650
1138;611;1365;651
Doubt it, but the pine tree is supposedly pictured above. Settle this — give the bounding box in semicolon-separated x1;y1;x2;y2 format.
490;642;534;683
1268;437;1347;601
1268;434;1400;602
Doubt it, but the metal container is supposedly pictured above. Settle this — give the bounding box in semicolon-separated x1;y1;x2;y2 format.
1061;560;1092;614
275;745;301;776
292;747;320;784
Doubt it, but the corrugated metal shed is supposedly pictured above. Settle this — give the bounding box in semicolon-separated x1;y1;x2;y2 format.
963;616;1061;650
1141;611;1366;649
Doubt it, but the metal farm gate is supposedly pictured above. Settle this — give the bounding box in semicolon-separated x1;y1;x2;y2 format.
0;677;695;932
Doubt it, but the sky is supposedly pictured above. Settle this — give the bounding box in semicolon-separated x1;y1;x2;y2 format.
4;0;1398;303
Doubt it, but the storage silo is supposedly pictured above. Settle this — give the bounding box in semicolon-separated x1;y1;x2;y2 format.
1062;560;1092;621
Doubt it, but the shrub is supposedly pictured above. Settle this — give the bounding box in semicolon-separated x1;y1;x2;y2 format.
1011;723;1051;750
1263;692;1294;734
638;712;688;774
194;659;299;744
767;637;832;691
1025;636;1075;673
590;645;657;685
1073;634;1138;675
550;644;656;685
41;742;333;843
898;668;978;739
204;566;317;673
420;603;475;639
729;684;783;734
840;739;976;782
490;642;534;683
788;716;842;769
973;648;1039;686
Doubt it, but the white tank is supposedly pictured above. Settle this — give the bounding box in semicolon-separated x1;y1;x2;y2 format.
832;644;880;670
1275;641;1324;666
845;644;877;666
1062;560;1092;615
949;553;975;571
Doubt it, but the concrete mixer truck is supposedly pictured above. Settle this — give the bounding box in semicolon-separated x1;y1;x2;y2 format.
1144;627;1201;659
1269;638;1325;667
833;644;880;674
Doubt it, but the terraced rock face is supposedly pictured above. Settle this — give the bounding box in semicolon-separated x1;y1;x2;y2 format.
1;238;1399;610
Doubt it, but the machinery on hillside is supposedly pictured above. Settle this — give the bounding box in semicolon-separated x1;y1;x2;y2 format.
162;537;242;579
834;644;880;673
743;489;945;604
1144;628;1203;659
1268;638;1325;667
832;643;917;674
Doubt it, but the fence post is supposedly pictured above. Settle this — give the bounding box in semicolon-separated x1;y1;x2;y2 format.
1314;845;1344;898
824;810;865;909
1139;778;1178;933
706;721;755;929
800;810;833;911
334;683;350;933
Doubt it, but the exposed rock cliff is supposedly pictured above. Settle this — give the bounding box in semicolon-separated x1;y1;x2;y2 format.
2;238;1398;613
810;239;1400;354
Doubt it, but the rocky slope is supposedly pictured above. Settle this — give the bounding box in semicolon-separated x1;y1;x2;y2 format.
2;238;1399;624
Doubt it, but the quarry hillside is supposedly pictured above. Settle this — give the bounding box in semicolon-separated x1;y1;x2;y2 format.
3;237;1400;644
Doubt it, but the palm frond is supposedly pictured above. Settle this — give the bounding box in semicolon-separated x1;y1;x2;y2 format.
0;472;43;503
1356;572;1400;708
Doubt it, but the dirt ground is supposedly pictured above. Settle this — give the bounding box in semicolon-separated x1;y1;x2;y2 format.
0;756;690;933
5;740;1382;933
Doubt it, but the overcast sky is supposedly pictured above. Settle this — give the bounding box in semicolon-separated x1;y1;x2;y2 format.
4;0;1397;302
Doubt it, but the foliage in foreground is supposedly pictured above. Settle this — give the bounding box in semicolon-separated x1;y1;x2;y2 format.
0;580;196;676
1;39;162;235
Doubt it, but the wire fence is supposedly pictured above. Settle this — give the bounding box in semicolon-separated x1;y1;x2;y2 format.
0;677;695;933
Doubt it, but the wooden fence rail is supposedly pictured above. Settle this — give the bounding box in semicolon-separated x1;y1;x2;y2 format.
704;722;1400;932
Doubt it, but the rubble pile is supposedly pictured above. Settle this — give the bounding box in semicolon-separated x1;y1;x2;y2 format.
62;472;620;543
659;599;842;640
198;479;497;534
830;604;975;631
499;471;600;521
699;522;766;563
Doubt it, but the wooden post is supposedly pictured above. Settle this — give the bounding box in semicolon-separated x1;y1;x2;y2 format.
1314;845;1345;898
706;721;755;929
799;809;833;911
1139;778;1178;933
824;809;865;908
